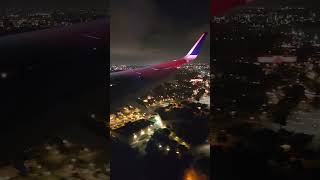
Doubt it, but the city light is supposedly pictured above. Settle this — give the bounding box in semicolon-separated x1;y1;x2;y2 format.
1;72;7;79
166;146;170;151
154;114;164;128
140;130;145;136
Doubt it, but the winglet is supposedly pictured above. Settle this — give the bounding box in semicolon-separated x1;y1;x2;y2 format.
184;32;207;62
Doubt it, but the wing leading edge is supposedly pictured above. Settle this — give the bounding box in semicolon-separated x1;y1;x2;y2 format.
149;32;208;69
112;32;207;77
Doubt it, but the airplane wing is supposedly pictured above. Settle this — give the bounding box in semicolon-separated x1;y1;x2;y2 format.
111;32;207;79
211;0;253;16
110;33;207;111
1;18;109;125
0;18;108;65
0;19;109;165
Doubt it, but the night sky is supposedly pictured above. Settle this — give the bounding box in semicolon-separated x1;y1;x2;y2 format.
110;0;210;65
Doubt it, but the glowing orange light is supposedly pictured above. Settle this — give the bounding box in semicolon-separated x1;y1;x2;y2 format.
184;168;208;180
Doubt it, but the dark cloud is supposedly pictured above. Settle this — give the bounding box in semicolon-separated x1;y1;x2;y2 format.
111;0;210;65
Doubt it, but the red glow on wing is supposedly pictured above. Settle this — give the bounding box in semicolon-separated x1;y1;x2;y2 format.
129;59;188;80
152;59;187;69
